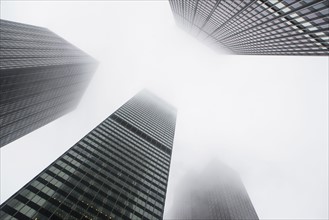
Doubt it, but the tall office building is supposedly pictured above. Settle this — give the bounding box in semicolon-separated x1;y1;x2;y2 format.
171;161;258;219
169;0;329;56
0;90;177;220
0;19;97;147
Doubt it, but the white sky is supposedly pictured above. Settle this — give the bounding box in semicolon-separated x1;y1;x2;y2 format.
1;1;328;219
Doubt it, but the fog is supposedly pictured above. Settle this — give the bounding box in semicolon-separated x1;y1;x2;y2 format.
167;160;258;219
1;1;328;219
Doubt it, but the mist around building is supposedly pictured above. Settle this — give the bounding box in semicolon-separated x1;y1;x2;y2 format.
0;1;328;220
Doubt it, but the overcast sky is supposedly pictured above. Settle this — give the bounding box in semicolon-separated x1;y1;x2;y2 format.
1;1;328;219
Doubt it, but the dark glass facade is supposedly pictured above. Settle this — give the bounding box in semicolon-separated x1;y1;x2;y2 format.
0;19;97;147
0;90;177;220
171;162;258;219
169;0;329;56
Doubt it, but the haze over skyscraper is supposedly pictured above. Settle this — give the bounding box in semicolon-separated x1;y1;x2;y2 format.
0;19;97;147
171;161;259;220
169;0;329;55
0;2;327;219
0;90;177;220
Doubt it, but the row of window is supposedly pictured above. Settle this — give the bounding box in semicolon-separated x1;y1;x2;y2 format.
201;0;247;33
223;20;328;47
87;130;168;188
172;0;329;56
118;104;174;136
1;20;49;34
54;149;164;218
123;100;176;130
50;158;162;219
116;110;174;147
1;31;67;44
1;98;73;137
212;1;327;41
1;89;82;126
124;95;176;123
105;120;167;161
225;37;328;51
0;103;69;146
97;122;170;178
72;141;166;206
77;137;167;197
181;0;199;22
217;0;284;36
95;123;169;174
109;114;172;155
1;23;62;39
0;80;86;114
65;148;165;215
1;39;77;50
220;12;328;45
1;48;86;60
104;119;171;164
176;12;328;55
2;70;87;99
1;63;93;85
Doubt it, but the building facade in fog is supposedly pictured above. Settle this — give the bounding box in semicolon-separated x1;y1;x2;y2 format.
0;19;97;147
169;0;329;56
172;161;258;219
0;90;177;220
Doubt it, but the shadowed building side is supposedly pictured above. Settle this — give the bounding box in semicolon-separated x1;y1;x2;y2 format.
169;0;329;56
0;90;177;220
0;19;98;147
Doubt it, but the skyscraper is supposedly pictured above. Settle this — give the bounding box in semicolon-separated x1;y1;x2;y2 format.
0;90;177;220
169;0;329;56
0;19;97;147
170;161;258;219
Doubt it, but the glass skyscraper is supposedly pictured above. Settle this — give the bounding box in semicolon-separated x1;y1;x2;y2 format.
0;90;177;220
171;161;258;219
0;19;97;147
169;0;329;56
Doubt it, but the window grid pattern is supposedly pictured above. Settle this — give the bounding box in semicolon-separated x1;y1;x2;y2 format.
0;19;97;147
0;91;177;220
169;0;329;56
